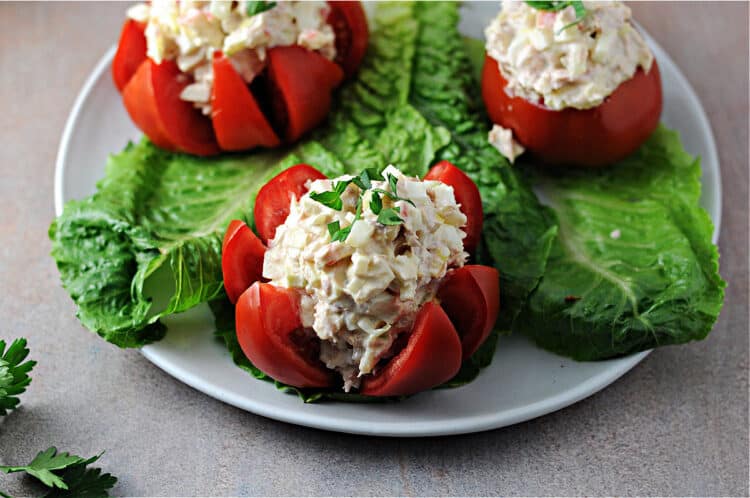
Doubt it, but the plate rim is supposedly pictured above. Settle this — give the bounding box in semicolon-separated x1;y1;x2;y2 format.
53;27;721;437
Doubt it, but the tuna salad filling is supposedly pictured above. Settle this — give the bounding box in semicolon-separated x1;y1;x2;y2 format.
262;166;468;391
485;0;654;110
127;0;336;115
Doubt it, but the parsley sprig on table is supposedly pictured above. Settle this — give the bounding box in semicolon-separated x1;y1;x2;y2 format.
0;338;36;416
524;1;587;33
0;447;117;497
310;169;415;242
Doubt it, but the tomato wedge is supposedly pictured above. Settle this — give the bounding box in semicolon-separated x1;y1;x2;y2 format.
122;59;220;156
360;303;462;397
210;54;281;151
437;265;500;359
254;164;328;244
266;46;344;142
222;220;266;304
424;161;484;254
482;54;662;167
327;1;369;77
236;282;334;388
113;19;147;92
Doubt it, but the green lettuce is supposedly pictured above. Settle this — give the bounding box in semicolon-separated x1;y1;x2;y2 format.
515;126;725;359
49;142;341;347
410;3;558;330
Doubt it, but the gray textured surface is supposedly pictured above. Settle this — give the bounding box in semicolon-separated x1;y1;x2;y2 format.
0;1;748;496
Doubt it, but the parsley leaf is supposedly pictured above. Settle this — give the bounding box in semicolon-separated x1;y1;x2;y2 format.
387;173;399;196
309;190;343;210
524;0;587;33
1;447;88;489
327;221;341;238
0;338;36;416
370;191;383;215
1;448;116;497
377;207;403;226
43;461;117;498
246;1;276;17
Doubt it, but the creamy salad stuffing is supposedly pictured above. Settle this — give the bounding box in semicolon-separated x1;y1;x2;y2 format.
489;124;525;163
127;0;336;115
263;166;468;391
485;0;654;111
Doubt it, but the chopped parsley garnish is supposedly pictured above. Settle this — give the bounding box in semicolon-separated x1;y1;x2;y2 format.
524;1;587;33
0;338;36;416
0;447;116;496
246;1;276;17
312;169;414;242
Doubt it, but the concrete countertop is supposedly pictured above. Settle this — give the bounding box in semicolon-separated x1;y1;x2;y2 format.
0;2;747;496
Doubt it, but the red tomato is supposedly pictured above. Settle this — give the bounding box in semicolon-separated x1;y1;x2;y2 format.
112;19;147;92
482;54;663;167
122;59;220;156
254;164;327;244
113;3;366;155
437;265;500;359
222;220;266;304
424;161;484;254
236;282;334;388
266;46;344;142
327;1;369;77
211;54;281;151
360;303;463;397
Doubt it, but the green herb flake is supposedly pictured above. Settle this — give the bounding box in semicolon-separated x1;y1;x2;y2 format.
309;190;343;211
370;191;383;215
327;221;341;238
377;207;403;226
246;1;276;17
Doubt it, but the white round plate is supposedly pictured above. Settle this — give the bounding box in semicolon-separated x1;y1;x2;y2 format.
55;3;721;437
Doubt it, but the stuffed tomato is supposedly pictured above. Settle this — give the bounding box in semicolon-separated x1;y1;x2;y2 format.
222;162;500;396
113;0;367;156
482;1;662;167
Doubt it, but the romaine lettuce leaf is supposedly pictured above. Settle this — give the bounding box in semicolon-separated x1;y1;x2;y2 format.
49;141;338;347
515;126;726;359
410;2;558;330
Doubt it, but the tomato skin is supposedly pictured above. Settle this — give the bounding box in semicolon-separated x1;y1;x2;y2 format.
266;46;344;142
424;161;484;254
327;1;369;77
437;265;500;359
122;59;220;156
222;220;267;304
482;54;663;167
112;19;147;92
360;303;463;397
254;164;328;244
236;282;334;388
211;54;280;151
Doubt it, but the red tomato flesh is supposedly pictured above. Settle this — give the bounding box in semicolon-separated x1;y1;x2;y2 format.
266;46;344;142
222;220;266;304
112;19;147;92
438;265;500;359
360;303;463;397
482;54;662;167
254;164;327;244
211;54;280;151
326;1;369;77
236;282;334;388
122;59;220;156
424;160;484;254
